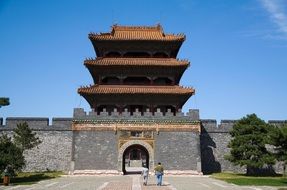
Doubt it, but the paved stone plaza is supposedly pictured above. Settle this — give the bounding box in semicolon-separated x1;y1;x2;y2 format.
1;175;277;190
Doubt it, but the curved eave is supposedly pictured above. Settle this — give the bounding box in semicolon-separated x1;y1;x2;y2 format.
78;85;195;95
84;58;190;67
88;33;186;42
78;85;194;108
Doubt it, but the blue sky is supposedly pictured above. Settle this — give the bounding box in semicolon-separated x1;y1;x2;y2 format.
0;0;286;122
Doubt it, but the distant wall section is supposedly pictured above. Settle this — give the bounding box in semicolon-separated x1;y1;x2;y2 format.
200;119;287;174
0;117;72;172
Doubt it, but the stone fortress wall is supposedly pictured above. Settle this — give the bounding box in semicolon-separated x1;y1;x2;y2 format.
0;117;73;172
0;110;286;174
200;119;287;174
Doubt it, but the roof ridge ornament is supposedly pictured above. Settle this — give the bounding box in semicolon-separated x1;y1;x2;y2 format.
88;25;185;42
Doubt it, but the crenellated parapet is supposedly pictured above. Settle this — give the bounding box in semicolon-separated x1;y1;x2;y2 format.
72;108;201;133
73;108;200;121
200;119;238;133
201;119;287;134
6;117;49;128
0;117;72;131
1;114;286;132
268;120;287;126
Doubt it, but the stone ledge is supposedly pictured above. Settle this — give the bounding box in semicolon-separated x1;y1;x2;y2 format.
72;123;201;132
70;169;202;176
71;170;121;175
163;170;203;176
73;119;200;124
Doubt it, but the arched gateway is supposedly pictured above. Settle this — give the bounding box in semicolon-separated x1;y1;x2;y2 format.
118;140;154;174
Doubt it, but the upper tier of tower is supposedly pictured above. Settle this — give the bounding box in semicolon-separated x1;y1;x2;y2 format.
84;57;190;85
89;24;185;58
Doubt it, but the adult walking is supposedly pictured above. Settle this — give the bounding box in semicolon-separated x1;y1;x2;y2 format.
141;164;149;186
154;162;164;186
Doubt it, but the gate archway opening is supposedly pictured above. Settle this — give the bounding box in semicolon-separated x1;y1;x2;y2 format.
118;140;154;175
122;144;149;174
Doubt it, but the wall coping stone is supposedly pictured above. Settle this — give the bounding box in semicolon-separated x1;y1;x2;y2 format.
201;119;287;133
200;119;217;124
6;117;49;121
0;117;73;131
52;118;73;121
221;120;238;124
268;120;287;124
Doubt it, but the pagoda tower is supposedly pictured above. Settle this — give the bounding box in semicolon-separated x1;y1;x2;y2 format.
78;24;194;115
72;25;201;175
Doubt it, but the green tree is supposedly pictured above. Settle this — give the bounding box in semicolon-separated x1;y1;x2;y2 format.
0;123;42;175
0;134;25;175
13;122;42;152
0;97;10;108
225;114;275;175
269;124;287;176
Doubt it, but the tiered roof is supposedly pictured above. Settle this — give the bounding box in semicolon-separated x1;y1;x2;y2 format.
89;25;185;41
78;85;194;95
84;58;189;67
79;25;194;110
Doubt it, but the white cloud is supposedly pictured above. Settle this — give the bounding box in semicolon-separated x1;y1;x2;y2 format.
260;0;287;36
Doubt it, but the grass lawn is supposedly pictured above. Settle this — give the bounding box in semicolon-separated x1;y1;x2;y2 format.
1;171;63;185
212;172;287;186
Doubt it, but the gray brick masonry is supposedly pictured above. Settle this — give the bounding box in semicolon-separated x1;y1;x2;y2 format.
73;131;118;170
155;132;200;170
23;131;72;171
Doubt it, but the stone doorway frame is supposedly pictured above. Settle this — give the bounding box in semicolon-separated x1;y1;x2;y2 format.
118;140;154;173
